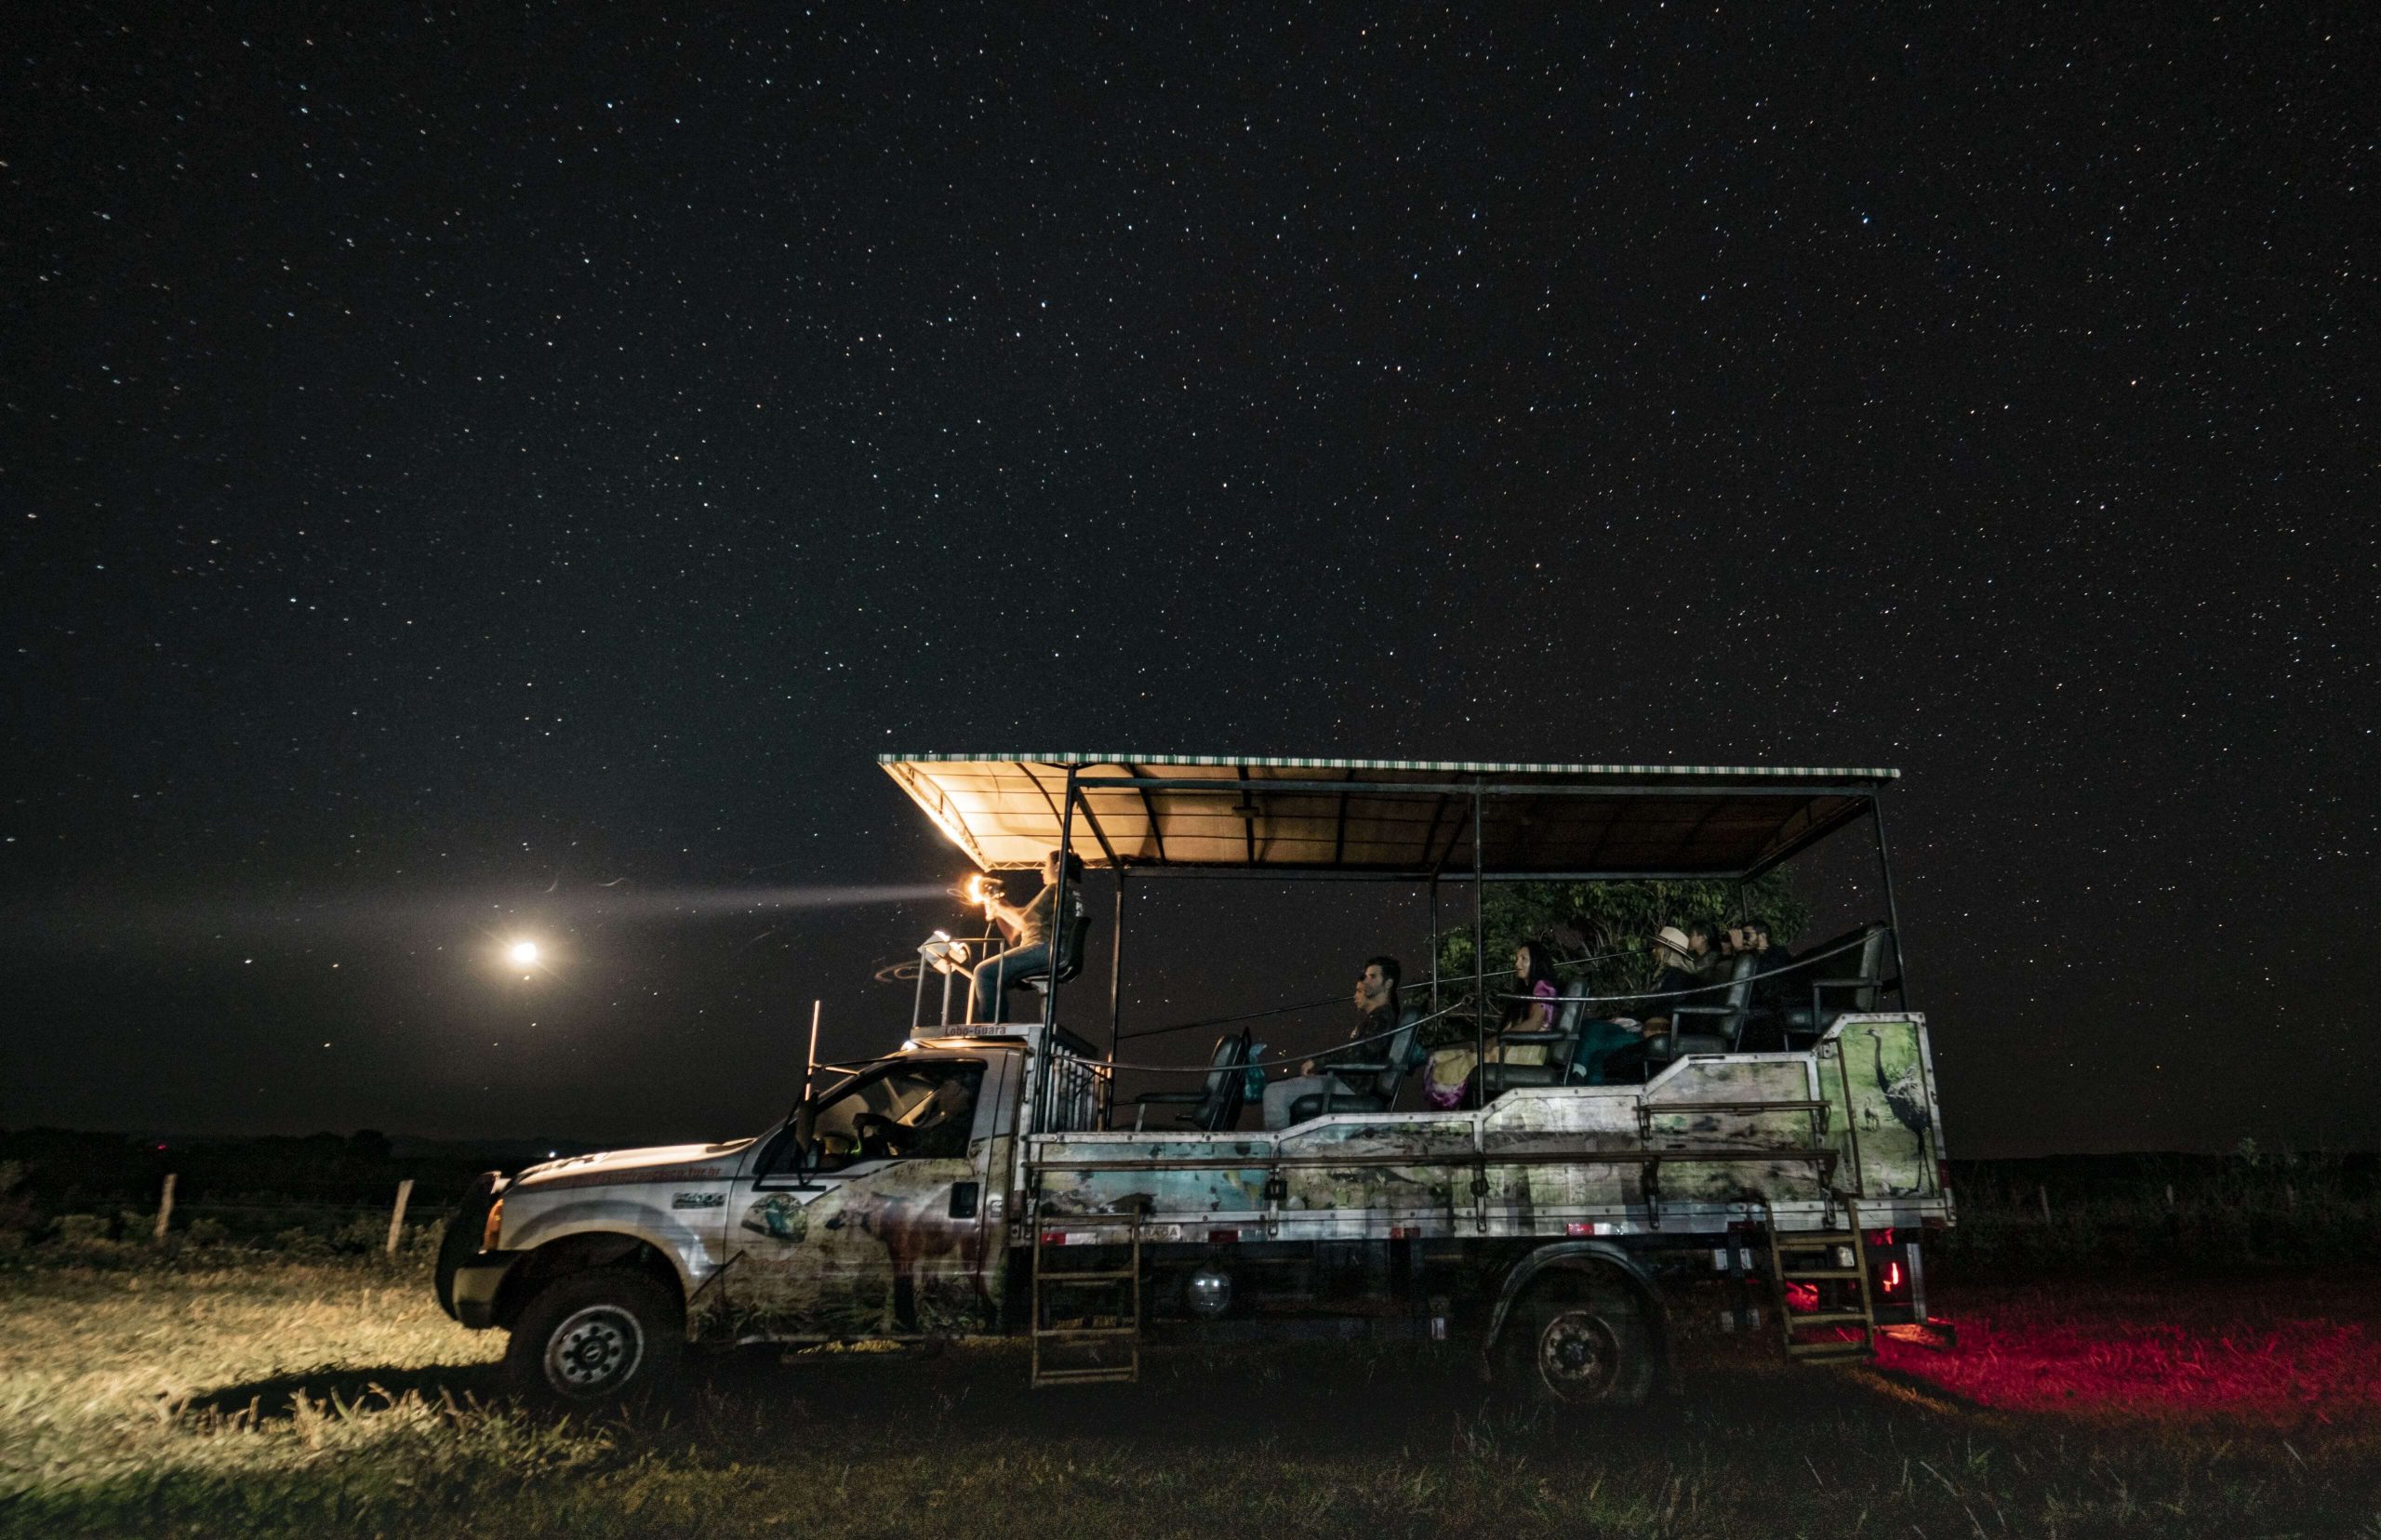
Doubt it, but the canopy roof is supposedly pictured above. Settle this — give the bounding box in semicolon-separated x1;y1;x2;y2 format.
880;754;1896;880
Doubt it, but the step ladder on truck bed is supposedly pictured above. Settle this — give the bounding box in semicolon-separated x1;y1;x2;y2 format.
1030;1217;1142;1387
1765;1196;1879;1364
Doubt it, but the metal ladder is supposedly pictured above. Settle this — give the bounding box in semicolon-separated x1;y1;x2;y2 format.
1765;1196;1878;1364
1029;1217;1141;1387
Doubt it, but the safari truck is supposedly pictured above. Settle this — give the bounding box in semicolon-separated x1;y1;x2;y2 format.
437;753;1953;1406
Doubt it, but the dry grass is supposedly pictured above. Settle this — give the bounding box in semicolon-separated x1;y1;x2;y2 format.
3;1258;2379;1537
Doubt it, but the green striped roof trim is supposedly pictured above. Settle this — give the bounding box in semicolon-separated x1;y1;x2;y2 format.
878;753;1898;780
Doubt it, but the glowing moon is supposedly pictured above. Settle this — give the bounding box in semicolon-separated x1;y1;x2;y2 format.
508;939;541;966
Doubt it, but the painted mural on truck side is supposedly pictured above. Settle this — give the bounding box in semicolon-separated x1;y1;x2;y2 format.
701;1137;1007;1341
1824;1016;1938;1198
1033;1017;1940;1224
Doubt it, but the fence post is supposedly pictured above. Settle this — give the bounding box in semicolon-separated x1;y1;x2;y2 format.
2037;1184;2051;1224
386;1178;415;1255
154;1174;177;1244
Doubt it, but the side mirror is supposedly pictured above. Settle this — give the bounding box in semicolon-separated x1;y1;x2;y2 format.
764;1101;823;1187
791;1100;818;1172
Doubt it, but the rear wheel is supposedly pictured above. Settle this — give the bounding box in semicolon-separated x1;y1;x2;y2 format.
1504;1279;1656;1408
504;1268;684;1405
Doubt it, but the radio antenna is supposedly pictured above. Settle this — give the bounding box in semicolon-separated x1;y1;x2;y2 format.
803;998;822;1103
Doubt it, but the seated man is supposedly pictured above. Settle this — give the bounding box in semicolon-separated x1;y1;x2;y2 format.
968;849;1087;1023
1263;955;1401;1130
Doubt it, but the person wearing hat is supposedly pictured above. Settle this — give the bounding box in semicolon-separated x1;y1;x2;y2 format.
1637;925;1704;1041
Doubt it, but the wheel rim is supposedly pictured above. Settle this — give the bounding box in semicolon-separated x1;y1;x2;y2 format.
544;1303;645;1398
1535;1307;1622;1402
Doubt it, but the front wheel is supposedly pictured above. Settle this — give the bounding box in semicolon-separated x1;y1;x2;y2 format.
504;1268;684;1405
1503;1282;1656;1408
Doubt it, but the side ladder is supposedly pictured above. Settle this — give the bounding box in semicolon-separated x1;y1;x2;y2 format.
1765;1197;1878;1364
1030;1220;1141;1387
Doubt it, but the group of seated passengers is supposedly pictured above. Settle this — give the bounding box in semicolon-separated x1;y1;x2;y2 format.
1417;921;1804;1107
963;859;1815;1123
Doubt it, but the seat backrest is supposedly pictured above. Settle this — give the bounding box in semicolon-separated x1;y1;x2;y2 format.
1357;1007;1422;1099
1709;954;1757;1044
1021;906;1097;993
1056;905;1093;981
1190;1030;1251;1131
1719;953;1757;1008
1553;982;1586;1038
1811;926;1886;1019
1853;926;1885;1010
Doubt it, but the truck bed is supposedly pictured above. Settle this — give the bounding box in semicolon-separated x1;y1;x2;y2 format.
1025;1014;1949;1244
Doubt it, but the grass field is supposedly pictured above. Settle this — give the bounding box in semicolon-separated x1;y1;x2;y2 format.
2;1260;2378;1538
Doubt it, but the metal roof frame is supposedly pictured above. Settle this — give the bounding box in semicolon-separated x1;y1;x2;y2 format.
879;752;1895;883
878;752;1914;1095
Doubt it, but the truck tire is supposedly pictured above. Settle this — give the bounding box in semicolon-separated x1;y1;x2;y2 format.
1504;1278;1656;1409
503;1267;684;1405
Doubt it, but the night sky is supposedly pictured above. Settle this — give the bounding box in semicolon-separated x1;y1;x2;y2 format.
6;7;2372;1158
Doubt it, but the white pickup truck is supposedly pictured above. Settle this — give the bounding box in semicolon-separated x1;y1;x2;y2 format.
436;754;1954;1405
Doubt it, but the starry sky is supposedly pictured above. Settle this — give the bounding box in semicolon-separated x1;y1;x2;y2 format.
5;7;2372;1157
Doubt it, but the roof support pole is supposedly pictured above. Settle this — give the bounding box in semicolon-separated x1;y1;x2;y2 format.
1046;765;1079;1030
1428;875;1441;1018
1107;869;1127;1126
1471;783;1486;1109
1869;796;1910;1006
1470;782;1490;1231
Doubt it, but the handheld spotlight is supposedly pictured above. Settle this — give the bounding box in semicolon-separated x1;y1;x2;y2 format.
961;873;1004;911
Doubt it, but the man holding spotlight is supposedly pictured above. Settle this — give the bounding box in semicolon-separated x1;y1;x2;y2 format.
967;849;1087;1023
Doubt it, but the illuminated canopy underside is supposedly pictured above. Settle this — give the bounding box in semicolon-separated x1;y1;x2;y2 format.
879;753;1897;879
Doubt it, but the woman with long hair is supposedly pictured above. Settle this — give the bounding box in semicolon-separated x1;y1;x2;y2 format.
1496;937;1562;1067
1423;936;1563;1109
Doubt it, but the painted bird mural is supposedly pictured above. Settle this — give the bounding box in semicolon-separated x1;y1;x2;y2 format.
1866;1028;1931;1145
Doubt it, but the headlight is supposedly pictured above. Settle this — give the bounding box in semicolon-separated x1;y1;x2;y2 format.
481;1197;505;1251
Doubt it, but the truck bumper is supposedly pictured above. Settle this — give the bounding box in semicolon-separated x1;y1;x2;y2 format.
450;1252;523;1330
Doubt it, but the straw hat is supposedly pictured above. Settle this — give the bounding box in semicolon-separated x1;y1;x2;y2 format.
1653;925;1693;965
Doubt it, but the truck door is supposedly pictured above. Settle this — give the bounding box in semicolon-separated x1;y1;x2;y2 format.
727;1055;1002;1339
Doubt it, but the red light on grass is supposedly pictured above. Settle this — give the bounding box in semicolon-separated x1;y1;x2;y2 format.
1877;1277;2381;1420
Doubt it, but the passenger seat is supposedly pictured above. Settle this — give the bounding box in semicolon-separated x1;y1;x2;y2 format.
1284;1008;1423;1122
